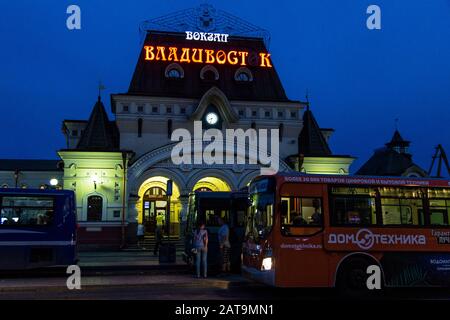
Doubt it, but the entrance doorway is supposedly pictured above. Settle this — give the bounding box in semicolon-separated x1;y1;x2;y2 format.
142;187;167;236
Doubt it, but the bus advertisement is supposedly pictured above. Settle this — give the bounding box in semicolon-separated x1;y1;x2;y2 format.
242;173;450;291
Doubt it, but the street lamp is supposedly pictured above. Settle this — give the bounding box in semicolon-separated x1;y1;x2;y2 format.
49;178;58;187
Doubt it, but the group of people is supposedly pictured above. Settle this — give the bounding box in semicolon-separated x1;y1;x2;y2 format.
136;215;232;278
192;217;230;278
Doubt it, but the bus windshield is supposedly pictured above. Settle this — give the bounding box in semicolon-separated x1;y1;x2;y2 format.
246;192;274;241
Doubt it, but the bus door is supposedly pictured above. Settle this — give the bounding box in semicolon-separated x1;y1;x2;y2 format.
277;183;329;287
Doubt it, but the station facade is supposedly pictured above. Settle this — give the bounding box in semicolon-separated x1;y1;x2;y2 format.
0;5;354;248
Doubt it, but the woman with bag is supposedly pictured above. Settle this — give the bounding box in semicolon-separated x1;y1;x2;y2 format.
193;221;208;278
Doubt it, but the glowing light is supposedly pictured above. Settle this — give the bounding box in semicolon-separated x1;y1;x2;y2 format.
143;45;272;68
262;257;273;271
49;178;59;186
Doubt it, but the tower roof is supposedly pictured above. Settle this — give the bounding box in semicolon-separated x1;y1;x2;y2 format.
298;107;332;157
126;31;290;102
386;129;410;149
76;97;119;151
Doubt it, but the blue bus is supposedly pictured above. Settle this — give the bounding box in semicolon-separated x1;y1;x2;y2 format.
0;188;77;270
184;191;249;273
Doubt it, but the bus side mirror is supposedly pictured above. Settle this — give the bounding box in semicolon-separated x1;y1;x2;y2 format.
281;201;288;218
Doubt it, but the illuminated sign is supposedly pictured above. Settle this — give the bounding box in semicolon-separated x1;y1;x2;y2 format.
185;31;229;43
143;46;272;68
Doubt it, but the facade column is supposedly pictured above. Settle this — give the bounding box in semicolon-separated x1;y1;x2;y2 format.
126;193;140;245
178;193;189;238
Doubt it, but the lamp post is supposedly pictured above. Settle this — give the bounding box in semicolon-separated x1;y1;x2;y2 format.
14;170;19;188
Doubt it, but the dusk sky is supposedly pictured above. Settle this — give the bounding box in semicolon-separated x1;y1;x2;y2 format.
0;0;449;174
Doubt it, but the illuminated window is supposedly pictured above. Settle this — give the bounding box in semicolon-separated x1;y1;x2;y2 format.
165;63;184;79
87;195;103;222
234;67;253;82
1;196;54;226
280;197;323;236
168;69;181;78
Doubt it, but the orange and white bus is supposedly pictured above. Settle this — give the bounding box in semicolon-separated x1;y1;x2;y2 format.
242;173;450;290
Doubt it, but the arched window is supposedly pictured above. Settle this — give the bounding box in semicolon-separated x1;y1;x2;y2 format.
279;123;284;142
165;63;184;79
138;118;143;138
200;65;219;81
144;187;166;199
234;67;253;82
167;119;173;138
87;195;103;222
195;187;212;192
168;69;181;78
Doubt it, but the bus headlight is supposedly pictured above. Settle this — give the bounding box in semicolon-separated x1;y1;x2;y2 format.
262;257;273;271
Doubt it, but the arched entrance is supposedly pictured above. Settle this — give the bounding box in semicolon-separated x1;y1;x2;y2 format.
142;186;167;236
192;176;231;192
137;176;181;238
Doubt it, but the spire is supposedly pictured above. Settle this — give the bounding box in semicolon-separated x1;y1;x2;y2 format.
386;129;410;153
298;105;331;157
76;98;118;151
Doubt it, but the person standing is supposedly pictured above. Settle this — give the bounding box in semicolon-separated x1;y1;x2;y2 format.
193;221;208;278
154;224;162;256
218;217;231;274
137;223;145;249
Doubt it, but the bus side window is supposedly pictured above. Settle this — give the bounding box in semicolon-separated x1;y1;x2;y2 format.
332;197;376;226
281;197;323;236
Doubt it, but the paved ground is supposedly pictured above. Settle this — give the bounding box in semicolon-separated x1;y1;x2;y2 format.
0;251;449;300
78;250;186;267
1;273;450;300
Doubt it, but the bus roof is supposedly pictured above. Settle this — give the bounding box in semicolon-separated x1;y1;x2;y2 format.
257;172;450;188
0;188;75;196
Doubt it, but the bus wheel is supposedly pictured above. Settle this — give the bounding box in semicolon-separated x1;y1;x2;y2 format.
337;257;382;296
